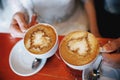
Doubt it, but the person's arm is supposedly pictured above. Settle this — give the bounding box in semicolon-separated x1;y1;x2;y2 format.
83;0;101;37
8;0;29;38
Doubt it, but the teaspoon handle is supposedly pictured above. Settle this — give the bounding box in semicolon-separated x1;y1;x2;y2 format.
32;58;42;69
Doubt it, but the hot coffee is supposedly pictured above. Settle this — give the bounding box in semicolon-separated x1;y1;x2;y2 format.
24;23;57;55
59;31;99;67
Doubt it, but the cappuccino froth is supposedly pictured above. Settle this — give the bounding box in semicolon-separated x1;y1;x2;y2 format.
24;24;56;54
68;32;89;56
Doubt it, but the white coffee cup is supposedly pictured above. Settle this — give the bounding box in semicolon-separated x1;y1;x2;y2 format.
23;23;58;59
59;31;100;70
60;55;98;70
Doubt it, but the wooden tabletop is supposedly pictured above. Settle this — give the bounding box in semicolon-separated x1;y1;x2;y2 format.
0;33;113;80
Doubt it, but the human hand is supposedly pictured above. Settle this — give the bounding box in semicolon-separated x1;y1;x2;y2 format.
100;38;120;68
9;12;37;38
94;33;102;38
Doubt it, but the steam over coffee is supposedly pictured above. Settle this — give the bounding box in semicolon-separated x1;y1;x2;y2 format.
59;31;99;66
24;24;57;55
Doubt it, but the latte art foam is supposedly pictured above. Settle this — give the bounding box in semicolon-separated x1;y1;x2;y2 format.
24;24;56;54
27;30;51;53
68;34;90;56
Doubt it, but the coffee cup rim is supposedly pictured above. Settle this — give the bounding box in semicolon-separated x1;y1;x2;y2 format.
59;30;100;70
23;23;58;58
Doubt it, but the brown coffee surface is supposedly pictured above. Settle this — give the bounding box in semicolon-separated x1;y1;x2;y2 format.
59;31;99;66
24;24;56;54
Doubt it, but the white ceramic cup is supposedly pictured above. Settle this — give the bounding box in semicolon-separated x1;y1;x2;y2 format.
60;54;99;70
23;23;58;59
59;31;99;70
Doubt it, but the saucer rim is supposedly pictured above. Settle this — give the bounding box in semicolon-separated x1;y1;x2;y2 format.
82;55;102;80
9;39;47;76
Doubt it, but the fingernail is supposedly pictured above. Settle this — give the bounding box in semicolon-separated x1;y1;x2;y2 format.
100;47;106;52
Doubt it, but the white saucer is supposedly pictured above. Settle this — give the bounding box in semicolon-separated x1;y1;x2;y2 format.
9;39;47;76
82;55;102;80
82;55;120;80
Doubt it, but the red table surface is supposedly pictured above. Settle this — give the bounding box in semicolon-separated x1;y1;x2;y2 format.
0;33;113;80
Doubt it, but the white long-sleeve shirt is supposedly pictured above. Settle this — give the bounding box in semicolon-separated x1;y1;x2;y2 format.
19;0;76;24
0;0;88;35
